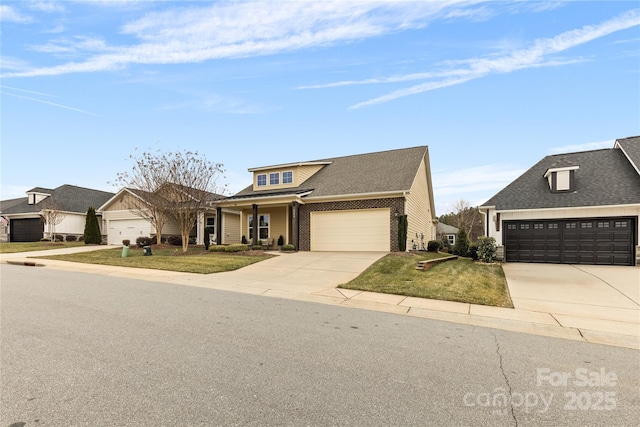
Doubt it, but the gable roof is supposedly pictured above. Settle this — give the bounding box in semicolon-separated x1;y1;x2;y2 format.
615;135;640;175
1;185;114;215
482;142;640;211
436;222;459;235
230;146;430;200
100;185;227;211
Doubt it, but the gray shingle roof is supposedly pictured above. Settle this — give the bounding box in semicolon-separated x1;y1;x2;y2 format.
232;146;429;200
616;136;640;172
482;146;640;210
436;223;459;235
1;185;114;215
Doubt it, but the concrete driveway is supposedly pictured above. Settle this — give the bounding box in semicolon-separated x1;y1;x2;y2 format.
502;263;640;338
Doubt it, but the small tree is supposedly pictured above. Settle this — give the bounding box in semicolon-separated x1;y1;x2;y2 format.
453;228;470;257
83;206;102;244
40;199;65;242
397;214;408;251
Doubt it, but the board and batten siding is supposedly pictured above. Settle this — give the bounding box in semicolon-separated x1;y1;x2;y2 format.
49;213;89;234
222;211;241;244
406;157;435;250
487;206;640;246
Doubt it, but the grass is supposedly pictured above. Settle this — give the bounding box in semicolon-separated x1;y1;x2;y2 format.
35;245;273;274
339;252;513;308
0;241;86;254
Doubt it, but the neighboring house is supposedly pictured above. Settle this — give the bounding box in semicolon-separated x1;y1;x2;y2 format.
436;222;459;247
217;146;437;251
480;136;640;266
99;187;241;246
0;185;114;242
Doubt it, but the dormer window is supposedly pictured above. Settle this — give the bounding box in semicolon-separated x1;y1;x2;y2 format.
543;165;579;193
257;174;267;187
269;172;280;185
283;171;293;184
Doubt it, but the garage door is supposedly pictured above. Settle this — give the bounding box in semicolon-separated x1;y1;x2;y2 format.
10;218;44;242
108;219;151;245
504;217;635;266
310;209;390;251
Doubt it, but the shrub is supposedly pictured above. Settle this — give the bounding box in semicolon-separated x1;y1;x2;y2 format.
122;239;130;247
78;236;84;242
225;244;249;252
167;235;182;246
204;226;215;250
241;235;248;244
251;245;263;250
397;214;408;251
209;245;227;252
440;236;452;253
453;228;470;257
477;236;497;263
282;244;295;252
83;206;102;244
54;235;64;242
65;235;77;242
427;240;442;252
277;235;284;246
468;243;479;260
136;236;153;247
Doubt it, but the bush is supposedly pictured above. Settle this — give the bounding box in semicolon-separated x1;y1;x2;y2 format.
397;214;408;251
427;240;443;252
65;235;77;242
167;235;182;246
209;245;227;252
83;206;102;244
277;235;284;246
251;245;263;250
453;228;470;257
241;235;248;244
282;244;295;252
468;243;479;260
477;236;497;263
122;239;130;247
136;236;153;247
53;234;64;242
78;235;84;242
225;244;249;252
440;236;452;253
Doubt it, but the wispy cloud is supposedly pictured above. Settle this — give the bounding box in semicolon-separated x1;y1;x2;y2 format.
1;87;99;116
549;140;614;154
345;9;640;109
0;5;34;23
433;164;526;197
2;1;489;78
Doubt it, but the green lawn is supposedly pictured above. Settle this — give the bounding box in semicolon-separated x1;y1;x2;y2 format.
339;252;513;308
0;241;87;254
36;245;273;274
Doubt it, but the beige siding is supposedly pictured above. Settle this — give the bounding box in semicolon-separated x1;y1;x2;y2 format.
241;206;287;244
252;164;325;191
103;192;141;211
222;211;241;244
406;157;435;250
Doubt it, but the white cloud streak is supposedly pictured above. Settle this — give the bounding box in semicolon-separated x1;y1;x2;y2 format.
2;1;485;78
549;140;614;154
348;9;640;108
0;5;34;23
1;91;99;116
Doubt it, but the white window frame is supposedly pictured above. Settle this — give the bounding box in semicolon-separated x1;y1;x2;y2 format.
257;174;267;187
269;172;280;185
282;170;293;184
248;214;270;241
205;216;216;228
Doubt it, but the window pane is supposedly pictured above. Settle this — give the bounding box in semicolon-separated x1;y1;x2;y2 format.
257;175;267;186
283;171;293;184
270;173;279;185
259;228;269;239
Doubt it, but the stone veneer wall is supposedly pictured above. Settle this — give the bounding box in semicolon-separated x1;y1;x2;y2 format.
298;197;405;251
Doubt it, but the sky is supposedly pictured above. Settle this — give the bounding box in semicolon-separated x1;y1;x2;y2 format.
1;0;639;216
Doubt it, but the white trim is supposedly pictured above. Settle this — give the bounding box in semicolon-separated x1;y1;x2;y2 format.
282;170;294;184
491;203;640;214
256;174;267;187
543;165;579;178
269;172;280;185
247;213;271;241
615;141;640;175
248;161;331;172
303;190;406;202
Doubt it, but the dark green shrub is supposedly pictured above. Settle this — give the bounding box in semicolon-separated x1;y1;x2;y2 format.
453;228;470;257
427;240;442;252
282;244;295;252
397;214;408;251
54;235;64;242
241;235;248;244
203;226;215;250
167;235;182;246
251;245;263;250
440;236;452;253
277;235;284;246
225;244;249;252
477;236;497;263
65;235;77;242
83;206;102;244
468;243;479;260
209;245;227;252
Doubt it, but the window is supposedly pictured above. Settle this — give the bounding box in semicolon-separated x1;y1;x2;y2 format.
507;224;517;230
597;222;610;228
248;214;270;240
565;223;577;229
580;222;593;229
447;234;455;245
520;224;530;230
269;172;280;185
283;170;293;184
548;223;558;229
257;174;267;186
614;221;628;228
206;217;216;227
534;224;544;229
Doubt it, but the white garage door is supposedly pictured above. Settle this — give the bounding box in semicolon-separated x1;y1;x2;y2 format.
108;219;151;245
311;208;390;251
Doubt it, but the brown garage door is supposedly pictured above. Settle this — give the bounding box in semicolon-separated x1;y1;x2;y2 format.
504;217;636;266
10;218;44;242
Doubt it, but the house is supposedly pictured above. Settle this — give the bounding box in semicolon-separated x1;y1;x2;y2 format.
480;136;640;266
99;187;241;246
436;222;459;247
217;146;437;251
0;185;114;242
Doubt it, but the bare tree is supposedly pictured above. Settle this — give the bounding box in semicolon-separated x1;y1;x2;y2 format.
40;199;66;242
440;199;484;241
114;149;226;253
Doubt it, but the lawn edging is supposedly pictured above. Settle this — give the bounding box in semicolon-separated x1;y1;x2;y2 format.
416;255;458;271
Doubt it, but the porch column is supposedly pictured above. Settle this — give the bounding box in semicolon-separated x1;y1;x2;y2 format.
216;207;222;245
252;204;259;246
196;211;205;245
291;201;299;250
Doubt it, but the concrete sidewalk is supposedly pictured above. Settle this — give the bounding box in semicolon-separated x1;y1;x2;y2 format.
2;247;638;350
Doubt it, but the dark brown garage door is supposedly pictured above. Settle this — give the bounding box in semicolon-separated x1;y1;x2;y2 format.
504;217;636;266
10;218;44;242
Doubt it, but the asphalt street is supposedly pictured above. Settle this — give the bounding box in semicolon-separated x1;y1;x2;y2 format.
1;264;639;426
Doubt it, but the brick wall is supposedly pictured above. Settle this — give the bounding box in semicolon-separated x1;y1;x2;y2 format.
298;197;405;251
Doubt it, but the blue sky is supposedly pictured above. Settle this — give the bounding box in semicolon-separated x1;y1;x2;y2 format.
1;1;639;215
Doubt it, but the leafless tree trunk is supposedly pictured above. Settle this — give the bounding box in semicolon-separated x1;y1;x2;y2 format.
40;200;66;242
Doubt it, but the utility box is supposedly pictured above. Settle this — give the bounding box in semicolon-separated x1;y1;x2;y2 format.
143;246;153;256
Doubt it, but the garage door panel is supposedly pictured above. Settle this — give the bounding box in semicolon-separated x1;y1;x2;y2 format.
311;209;390;252
109;219;151;245
10;218;44;242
